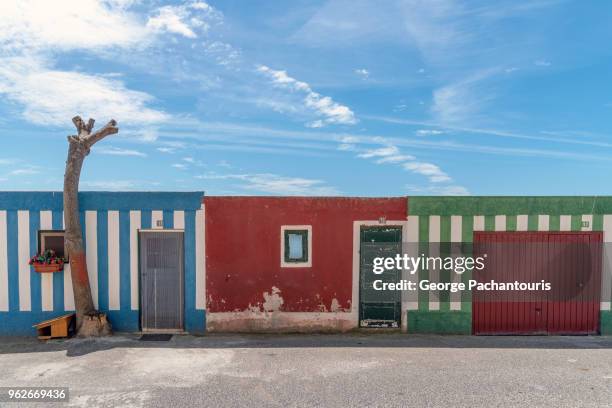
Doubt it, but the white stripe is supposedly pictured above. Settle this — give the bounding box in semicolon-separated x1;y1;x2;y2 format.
173;210;185;229
581;214;593;231
130;211;141;310
107;211;120;310
195;209;206;310
85;211;98;309
473;215;485;231
538;215;549;231
151;210;163;229
0;211;8;311
404;215;419;310
516;215;528;231
602;215;612;311
560;215;571;231
40;211;53;311
428;215;440;310
494;215;506;231
450;215;462;311
17;211;30;311
62;213;74;311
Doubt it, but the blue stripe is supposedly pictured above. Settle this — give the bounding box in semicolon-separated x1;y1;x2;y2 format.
52;211;64;312
29;211;41;312
97;211;108;311
141;210;152;230
7;211;19;311
0;192;203;211
119;211;130;311
184;210;204;333
163;210;173;229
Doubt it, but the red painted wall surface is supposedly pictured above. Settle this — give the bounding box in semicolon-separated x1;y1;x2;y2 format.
204;197;407;313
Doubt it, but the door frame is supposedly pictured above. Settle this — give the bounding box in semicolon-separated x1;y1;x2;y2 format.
138;229;185;333
352;220;410;331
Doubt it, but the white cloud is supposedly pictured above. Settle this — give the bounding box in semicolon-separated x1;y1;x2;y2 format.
172;163;187;170
356;143;451;183
416;129;444;136
146;1;222;39
406;184;470;196
358;146;400;159
534;59;551;67
81;180;137;190
432;69;497;124
0;57;169;126
354;68;369;79
147;6;196;38
9;167;40;176
402;162;451;183
0;0;149;52
95;146;147;157
196;172;338;195
257;65;357;127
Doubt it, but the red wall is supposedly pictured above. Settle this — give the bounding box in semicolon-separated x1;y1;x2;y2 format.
205;197;407;313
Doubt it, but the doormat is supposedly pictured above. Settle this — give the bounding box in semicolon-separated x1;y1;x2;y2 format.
139;334;173;341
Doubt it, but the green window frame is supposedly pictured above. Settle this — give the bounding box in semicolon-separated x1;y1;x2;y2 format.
283;229;309;263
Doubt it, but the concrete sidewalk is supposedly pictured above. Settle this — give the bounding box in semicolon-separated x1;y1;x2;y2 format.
1;334;611;407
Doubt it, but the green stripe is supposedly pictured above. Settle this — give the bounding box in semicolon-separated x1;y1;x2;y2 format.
571;215;582;231
409;196;612;216
439;217;451;311
461;215;473;312
506;215;517;231
549;215;560;231
528;214;539;231
593;214;603;231
418;216;429;311
484;215;495;231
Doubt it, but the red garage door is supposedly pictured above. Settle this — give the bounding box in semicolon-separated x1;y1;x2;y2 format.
473;231;602;335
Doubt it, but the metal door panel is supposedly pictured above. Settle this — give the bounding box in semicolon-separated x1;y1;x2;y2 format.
140;231;184;331
473;231;601;335
359;227;402;328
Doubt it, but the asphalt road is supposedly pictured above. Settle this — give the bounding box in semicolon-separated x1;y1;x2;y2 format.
0;334;610;407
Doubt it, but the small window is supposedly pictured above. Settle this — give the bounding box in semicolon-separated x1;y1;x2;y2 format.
38;230;67;260
281;225;312;267
285;230;308;262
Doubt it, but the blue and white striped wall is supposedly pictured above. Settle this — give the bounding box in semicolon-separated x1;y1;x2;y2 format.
0;192;205;335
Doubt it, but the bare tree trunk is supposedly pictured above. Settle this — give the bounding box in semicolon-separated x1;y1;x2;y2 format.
64;116;118;337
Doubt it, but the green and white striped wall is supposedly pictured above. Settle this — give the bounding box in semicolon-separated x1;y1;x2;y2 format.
406;197;612;335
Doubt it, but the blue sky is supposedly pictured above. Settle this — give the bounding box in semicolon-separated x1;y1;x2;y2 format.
1;0;611;196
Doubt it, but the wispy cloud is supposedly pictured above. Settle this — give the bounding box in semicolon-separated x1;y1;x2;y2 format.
146;2;222;39
95;146;147;157
416;129;444;136
354;68;369;79
534;59;552;67
406;184;470;196
9;167;40;176
356;144;452;184
196;172;338;195
257;65;357;127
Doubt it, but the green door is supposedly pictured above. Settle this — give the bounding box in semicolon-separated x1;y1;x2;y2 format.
359;226;402;328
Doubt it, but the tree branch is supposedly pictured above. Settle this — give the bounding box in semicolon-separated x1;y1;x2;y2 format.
86;118;95;133
84;119;118;147
72;116;86;135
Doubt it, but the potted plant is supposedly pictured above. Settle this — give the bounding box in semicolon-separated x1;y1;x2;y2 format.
29;249;66;273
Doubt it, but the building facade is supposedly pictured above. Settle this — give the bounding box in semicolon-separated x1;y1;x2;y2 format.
0;192;205;335
1;193;611;335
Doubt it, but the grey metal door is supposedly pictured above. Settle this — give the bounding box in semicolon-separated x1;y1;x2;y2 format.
360;227;402;328
140;231;184;331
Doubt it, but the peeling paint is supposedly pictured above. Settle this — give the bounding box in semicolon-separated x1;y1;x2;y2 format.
262;286;284;312
207;311;357;333
330;298;341;312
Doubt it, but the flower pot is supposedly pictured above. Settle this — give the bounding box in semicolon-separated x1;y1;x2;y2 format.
32;263;64;273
